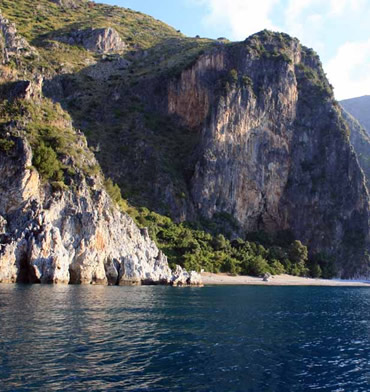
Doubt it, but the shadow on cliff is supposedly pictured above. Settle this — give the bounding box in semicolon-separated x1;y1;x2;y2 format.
42;40;206;220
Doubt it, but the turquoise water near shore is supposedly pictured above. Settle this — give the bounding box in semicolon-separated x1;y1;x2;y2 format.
1;285;370;391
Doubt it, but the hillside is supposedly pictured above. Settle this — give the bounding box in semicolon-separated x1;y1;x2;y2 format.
341;108;370;191
0;0;369;278
341;96;370;136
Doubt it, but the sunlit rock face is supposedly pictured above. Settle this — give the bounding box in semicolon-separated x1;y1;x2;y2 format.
53;27;127;54
0;133;201;286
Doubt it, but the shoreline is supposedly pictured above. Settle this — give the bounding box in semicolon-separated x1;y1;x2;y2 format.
201;273;370;287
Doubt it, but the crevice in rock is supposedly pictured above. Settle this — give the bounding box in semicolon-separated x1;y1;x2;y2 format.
68;264;80;284
16;254;40;283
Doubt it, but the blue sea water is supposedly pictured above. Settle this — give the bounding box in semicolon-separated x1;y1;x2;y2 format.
1;285;370;391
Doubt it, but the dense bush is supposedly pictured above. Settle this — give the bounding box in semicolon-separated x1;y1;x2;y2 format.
32;142;64;181
126;207;331;278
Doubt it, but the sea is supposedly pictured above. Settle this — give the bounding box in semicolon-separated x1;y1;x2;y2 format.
1;284;370;391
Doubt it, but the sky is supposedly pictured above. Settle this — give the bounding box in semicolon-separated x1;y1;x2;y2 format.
98;0;370;100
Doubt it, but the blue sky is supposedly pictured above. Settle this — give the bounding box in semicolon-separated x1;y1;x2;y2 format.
98;0;370;100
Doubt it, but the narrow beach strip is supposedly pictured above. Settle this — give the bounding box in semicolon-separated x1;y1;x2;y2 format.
201;273;370;286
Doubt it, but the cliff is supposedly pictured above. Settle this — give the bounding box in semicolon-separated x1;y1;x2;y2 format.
164;32;369;276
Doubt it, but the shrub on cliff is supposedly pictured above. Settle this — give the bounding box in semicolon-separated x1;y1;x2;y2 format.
32;142;64;181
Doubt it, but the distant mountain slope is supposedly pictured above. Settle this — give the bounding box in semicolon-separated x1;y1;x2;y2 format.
341;96;370;136
341;108;370;191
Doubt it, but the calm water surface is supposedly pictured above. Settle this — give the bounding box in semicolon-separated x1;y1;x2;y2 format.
1;285;370;391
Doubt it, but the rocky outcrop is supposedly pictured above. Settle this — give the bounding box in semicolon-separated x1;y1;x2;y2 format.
54;27;126;54
3;76;43;101
0;11;37;63
50;0;81;8
171;265;203;286
0;130;201;286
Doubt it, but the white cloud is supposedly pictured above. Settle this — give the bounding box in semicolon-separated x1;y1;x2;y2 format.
325;40;370;99
329;0;367;15
192;0;280;40
329;0;348;15
284;0;317;32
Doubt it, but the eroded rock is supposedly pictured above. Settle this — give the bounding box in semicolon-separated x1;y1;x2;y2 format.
0;134;201;286
54;27;126;54
7;76;43;101
50;0;80;8
0;11;37;63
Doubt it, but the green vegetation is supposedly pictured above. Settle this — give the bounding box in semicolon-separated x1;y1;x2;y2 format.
0;98;97;182
98;172;331;278
296;58;333;98
0;138;15;153
32;142;63;181
0;0;182;49
119;206;333;278
0;0;197;76
104;178;129;211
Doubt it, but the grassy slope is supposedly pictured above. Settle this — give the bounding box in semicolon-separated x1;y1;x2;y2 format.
0;0;215;75
0;0;182;50
1;0;217;207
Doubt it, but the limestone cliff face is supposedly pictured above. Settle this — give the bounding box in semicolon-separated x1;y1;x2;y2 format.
167;32;370;276
168;51;226;129
0;112;201;286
